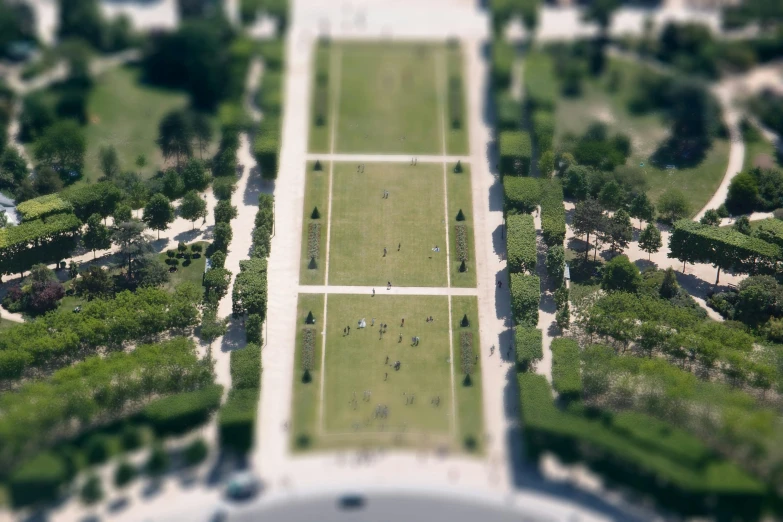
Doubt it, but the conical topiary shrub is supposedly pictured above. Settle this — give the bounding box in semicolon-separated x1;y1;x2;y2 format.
308;257;317;269
314;160;322;171
459;260;467;273
460;314;470;327
463;374;472;387
454;160;463;173
302;369;312;383
306;311;315;324
456;209;465;221
311;206;320;219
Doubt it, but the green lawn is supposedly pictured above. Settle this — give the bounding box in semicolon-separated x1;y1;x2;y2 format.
290;293;325;451
160;241;208;293
83;66;189;183
308;43;334;154
0;318;18;331
451;296;483;453
327;162;448;287
330;43;445;154
447;163;477;287
322;295;454;441
445;43;469;155
743;134;781;173
553;57;729;216
300;161;330;285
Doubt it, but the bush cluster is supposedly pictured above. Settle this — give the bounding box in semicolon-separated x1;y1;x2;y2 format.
503;176;541;215
510;273;540;327
495;91;521;131
499;131;532;176
232;258;268;319
506;214;536;274
252;193;274;259
491;39;514;90
0;213;81;276
540;180;566;247
524;51;557;112
550;338;580;400
531;110;554;153
460;331;473;375
455;224;469;263
231;343;261;389
142;384;223;437
253;115;281;179
515;327;542;371
15;194;73;222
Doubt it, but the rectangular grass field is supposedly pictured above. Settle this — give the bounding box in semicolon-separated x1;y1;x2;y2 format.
299;161;330;285
322;294;454;437
327;162;448;287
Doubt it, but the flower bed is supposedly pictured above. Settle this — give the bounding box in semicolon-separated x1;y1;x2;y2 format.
308;222;321;261
455;224;469;262
460;331;474;375
302;328;315;371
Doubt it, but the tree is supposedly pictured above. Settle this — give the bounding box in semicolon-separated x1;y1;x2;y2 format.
113;203;133;224
157;110;193;168
181;158;210;191
726;172;759;215
213;177;236;200
638;222;662;260
68;260;79;279
601;255;641;293
538;150;555;178
0;210;6;229
33;120;86;176
700;209;722;226
546;245;565;285
583;0;620;33
659;267;679;299
58;0;105;50
214;200;237;224
143;194;175;239
98;145;120;180
145;443;168;478
179;190;208;229
629;192;654;229
199;306;228;346
210;250;226;269
74;265;114;299
32;166;63;195
80;474;103;505
83;213;112;258
572;197;604;260
213;222;232;252
0;148;29;186
657;188;690;223
203;267;232;305
191;112;212;160
733;215;752;235
136;255;170;287
114;461;136;491
598;180;625;211
184;438;208;466
604;209;632;254
112;220;153;279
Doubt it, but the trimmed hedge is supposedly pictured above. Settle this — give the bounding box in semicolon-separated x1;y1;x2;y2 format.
258;70;283;115
232;258;268;319
16;194;73;222
219;388;259;453
455;224;469;262
540;180;566;247
253;116;280;179
515;327;542;371
524;51;557;111
503;176;541;215
506;214;536;274
495;91;521;131
491;39;514;90
60;182;123;221
142;384;223;436
0;212;81;252
510;273;540;327
258;40;284;71
550;338;581;400
531;109;555;152
252;193;274;259
518;373;765;519
8;452;66;508
460;331;474;375
753;218;783;249
302;328;315;371
230;343;261;389
499;130;532;176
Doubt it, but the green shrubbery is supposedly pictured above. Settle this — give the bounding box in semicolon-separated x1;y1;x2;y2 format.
142;384;223;436
491;39;514;90
495;91;521;131
499;131;532;176
254;116;280;179
15;194;73;222
540;180;566;247
506;214;536;274
524;51;557;112
219;388;260;453
231;343;262;389
503;176;540;215
8;452;67;508
550;338;581;400
510;273;540;327
531;110;554;152
515;327;542;371
252;193;275;258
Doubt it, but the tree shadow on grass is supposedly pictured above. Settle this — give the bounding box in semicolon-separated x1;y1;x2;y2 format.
649;136;710;170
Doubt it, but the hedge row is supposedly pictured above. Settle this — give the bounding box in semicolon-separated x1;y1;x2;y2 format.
515;327;542;371
251;193;274;259
524;51;557;112
510;273;540;327
518;373;765;518
232;257;268;319
8;452;66;508
253;115;281;180
302;328;315;371
258;70;283;116
15;194;73;222
142;384;223;436
0;212;81;258
492;39;514;90
503;176;541;215
540;180;566;247
258;40;284;71
455;224;469;262
499;130;531;176
753;218;783;249
231;343;261;389
506;214;536;274
495;91;521;131
550;338;581;400
460;331;474;375
60;182;123;221
218;388;259;454
531;109;554;152
308;222;321;261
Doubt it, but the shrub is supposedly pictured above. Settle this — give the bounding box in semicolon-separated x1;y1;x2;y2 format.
506;214;536;274
525;51;557;111
455;224;469;262
515;327;542;371
258;70;283;115
16;194;73;222
495;91;521;131
302;328;315;371
258;40;284;71
191;243;203;254
183;438;209;467
499;131;532;176
551;338;581;400
456;208;465;221
503;176;541;214
492;39;514;90
85;434;109;465
532;110;555;152
254;116;280;179
510;273;540;327
252;193;274;259
308;222;321;261
114;461;136;489
231;343;261;389
80;474;103;505
601;255;642;293
145;443;168;477
8;452;66;508
311;206;320;219
142;384;224;436
120;424;142;451
246;313;263;344
546;244;566;284
460;331;474;376
232;258;268;318
218;388;259;453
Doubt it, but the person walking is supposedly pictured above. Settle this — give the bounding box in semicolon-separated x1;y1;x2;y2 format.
401;318;404;327
383;247;387;257
372;288;375;296
347;325;351;335
397;243;401;251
